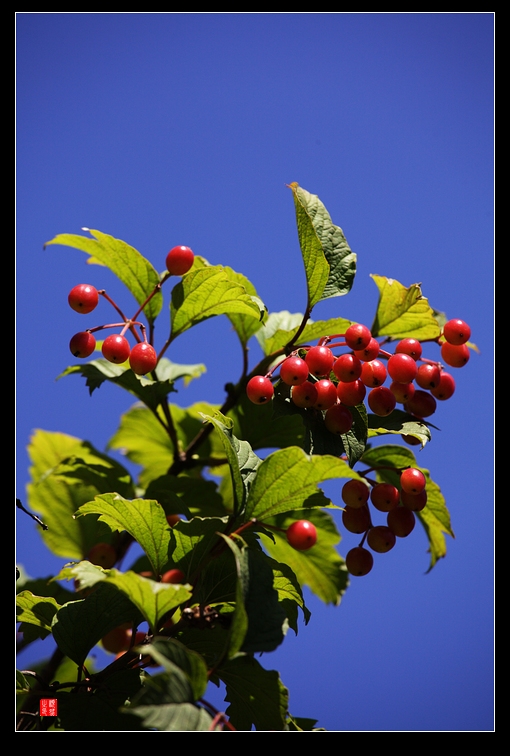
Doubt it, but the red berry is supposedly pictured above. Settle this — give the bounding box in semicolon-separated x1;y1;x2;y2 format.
69;331;96;358
279;356;309;386
161;569;185;584
345;546;373;576
441;342;470;368
246;375;274;404
313;379;338;410
129;342;158;375
87;542;117;569
387;507;416;537
286;520;317;550
324;403;353;435
430;371;456;401
401;434;422;446
342;505;371;534
102;625;131;654
367;386;396;416
344;324;372;351
390;380;415;404
102;334;131;364
341;479;370;508
415;363;442;389
400;467;426;495
291;380;318;408
367;525;396;553
304;346;335;377
443;319;471;346
336;379;366;406
354;337;380;362
165;246;195;276
404;390;437;418
360;359;387;388
401;488;427;512
395;338;422;360
68;284;99;314
370;483;400;512
387;353;418;384
333;354;362;382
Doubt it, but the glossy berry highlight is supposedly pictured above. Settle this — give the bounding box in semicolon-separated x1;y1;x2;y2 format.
400;467;426;495
279;356;309;386
129;342;158;375
166;246;195;276
102;334;131;364
440;342;470;368
344;324;372;351
286;520;317;550
69;331;96;358
443;319;471;346
68;284;99;314
246;375;274;404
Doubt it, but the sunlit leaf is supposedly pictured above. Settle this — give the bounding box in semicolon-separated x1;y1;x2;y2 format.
45;229;163;323
370;275;441;340
289;183;356;307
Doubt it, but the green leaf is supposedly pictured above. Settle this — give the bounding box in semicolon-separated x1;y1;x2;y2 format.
145;475;226;519
217;535;249;658
105;570;192;632
244;446;354;521
256;312;353;355
360;444;453;570
108;402;223;488
259;509;349;605
58;356;205;410
51;582;143;665
127;703;213;731
75;494;171;577
229;389;306;452
241;549;288;653
133;638;209;702
370;275;442;340
290;183;357;306
266;556;311;632
167;517;231;581
26;430;130;559
16;591;60;638
199;410;262;516
367;409;432;447
169;265;265;341
225;268;267;346
56;669;147;731
44;229;163;323
220;655;289;731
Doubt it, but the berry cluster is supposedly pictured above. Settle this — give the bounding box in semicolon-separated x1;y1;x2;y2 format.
67;246;195;375
246;320;471;428
341;467;427;576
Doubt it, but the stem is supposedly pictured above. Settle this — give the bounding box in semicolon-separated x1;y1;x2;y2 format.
285;306;313;352
130;273;171;325
98;291;142;343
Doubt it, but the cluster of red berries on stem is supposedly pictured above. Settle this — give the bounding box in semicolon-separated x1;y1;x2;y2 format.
246;319;471;431
341;466;427;576
67;246;195;375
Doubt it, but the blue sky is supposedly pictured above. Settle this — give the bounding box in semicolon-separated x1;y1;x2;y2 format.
16;13;494;732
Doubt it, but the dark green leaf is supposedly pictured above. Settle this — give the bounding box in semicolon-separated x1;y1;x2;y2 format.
51;582;142;665
221;655;289;731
